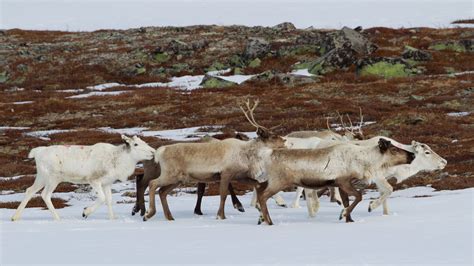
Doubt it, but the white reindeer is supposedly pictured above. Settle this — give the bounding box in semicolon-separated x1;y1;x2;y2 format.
11;135;155;221
300;140;447;217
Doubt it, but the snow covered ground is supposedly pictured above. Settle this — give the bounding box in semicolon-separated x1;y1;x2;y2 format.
1;0;473;31
1;186;472;265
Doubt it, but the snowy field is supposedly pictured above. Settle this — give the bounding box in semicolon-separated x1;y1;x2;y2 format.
1;186;472;265
1;0;473;31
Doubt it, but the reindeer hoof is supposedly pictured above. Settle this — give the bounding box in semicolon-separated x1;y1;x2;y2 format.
346;217;355;223
368;201;373;212
140;209;146;217
194;210;204;215
278;204;287;208
339;209;344;220
82;207;88;218
258;215;264;225
336;200;342;206
234;204;245;212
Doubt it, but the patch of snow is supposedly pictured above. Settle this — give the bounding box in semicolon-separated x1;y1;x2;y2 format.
98;127;149;136
291;68;314;77
11;101;33;105
67;90;130;99
57;89;84;93
0;187;472;264
0;126;30;131
86;83;123;91
207;68;232;76
217;74;255;84
134;75;205;90
5;87;25;92
447;111;470;117
0;175;27;181
142;126;223;141
331;121;376;132
25;129;75;140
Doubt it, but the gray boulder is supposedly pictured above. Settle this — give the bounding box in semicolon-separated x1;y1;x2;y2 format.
243;38;270;59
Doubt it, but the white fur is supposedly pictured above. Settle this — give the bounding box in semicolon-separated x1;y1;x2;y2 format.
11;135;155;221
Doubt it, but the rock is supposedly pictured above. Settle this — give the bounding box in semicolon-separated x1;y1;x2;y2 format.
248;58;261;68
322;26;377;56
246;70;317;86
405;115;425;125
296;31;324;45
402;46;432;61
167;39;191;54
243;38;270;59
171;63;191;73
229;54;246;68
200;75;237;88
356;57;419;78
273;22;296;31
308;43;357;75
135;63;146;74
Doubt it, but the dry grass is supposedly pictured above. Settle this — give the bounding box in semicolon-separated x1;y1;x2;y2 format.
0;196;69;209
0;26;472;201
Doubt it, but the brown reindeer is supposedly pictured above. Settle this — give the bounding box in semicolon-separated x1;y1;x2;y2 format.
254;138;414;225
131;132;250;217
143;99;287;221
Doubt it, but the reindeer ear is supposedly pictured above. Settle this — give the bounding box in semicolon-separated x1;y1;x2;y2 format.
121;135;132;145
378;138;391;153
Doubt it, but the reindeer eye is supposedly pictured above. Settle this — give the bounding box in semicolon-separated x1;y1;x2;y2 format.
424;151;430;155
134;143;138;147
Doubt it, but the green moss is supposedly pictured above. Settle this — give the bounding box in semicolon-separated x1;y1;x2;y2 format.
308;62;333;75
248;58;261;68
233;67;243;74
429;43;466;52
359;62;411;78
293;61;312;70
207;61;226;72
0;71;8;83
136;67;146;75
154;52;170;63
201;77;236;88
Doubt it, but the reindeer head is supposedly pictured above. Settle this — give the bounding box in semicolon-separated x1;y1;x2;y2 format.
411;141;447;171
122;135;155;161
337;108;365;140
240;99;286;149
378;138;415;167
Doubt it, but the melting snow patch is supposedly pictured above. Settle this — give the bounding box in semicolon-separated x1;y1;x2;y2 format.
86;83;123;91
98;127;148;136
141;126;224;141
291;69;314;77
134;75;205;90
447;111;470;117
68;91;130;99
0;126;30;131
331;121;376;132
12;101;33;105
25;129;76;140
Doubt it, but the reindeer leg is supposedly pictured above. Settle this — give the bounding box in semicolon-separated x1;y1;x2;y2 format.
338;180;362;223
368;177;393;215
229;183;245;212
194;183;206;215
216;173;232;220
255;182;277;225
159;184;180;221
291;187;304;208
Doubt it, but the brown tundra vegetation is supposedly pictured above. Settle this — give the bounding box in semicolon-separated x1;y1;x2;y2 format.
0;24;473;208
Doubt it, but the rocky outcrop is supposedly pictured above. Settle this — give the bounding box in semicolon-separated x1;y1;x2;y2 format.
402;46;432;61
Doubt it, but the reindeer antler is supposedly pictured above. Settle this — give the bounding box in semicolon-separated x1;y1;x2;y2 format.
336;111;349;132
326;117;333;132
345;114;355;134
358;107;364;137
239;99;269;132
